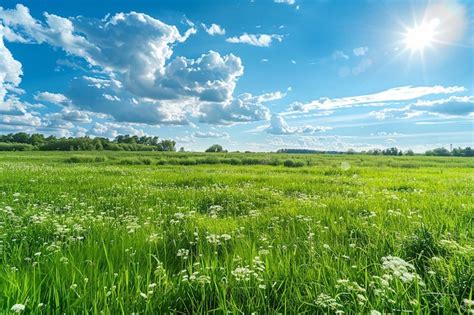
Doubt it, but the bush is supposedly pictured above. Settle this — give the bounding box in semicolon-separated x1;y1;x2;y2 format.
241;158;264;165
283;159;304;167
65;156;95;163
0;142;35;151
267;158;281;166
178;158;197;165
156;159;166;165
139;158;153;165
65;156;107;163
118;158;144;165
227;158;242;165
200;157;220;164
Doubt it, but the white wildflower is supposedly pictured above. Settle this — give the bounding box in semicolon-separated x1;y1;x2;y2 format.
11;304;26;313
381;255;424;285
232;267;253;282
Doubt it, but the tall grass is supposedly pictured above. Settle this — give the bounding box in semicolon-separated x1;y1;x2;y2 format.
0;152;472;313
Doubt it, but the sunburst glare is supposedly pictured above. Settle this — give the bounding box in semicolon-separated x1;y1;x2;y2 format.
404;18;440;52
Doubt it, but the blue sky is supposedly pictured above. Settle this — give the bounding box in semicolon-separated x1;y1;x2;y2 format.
0;0;472;152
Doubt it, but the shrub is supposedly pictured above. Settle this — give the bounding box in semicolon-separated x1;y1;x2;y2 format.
201;157;220;164
118;158;144;165
283;159;304;167
227;158;242;165
242;158;264;165
178;158;197;165
65;156;107;163
0;142;35;151
139;158;153;165
156;159;166;165
65;156;95;163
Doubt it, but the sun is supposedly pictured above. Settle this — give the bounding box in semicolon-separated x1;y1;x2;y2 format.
404;18;440;52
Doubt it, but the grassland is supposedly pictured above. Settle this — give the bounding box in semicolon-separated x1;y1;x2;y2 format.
0;151;473;314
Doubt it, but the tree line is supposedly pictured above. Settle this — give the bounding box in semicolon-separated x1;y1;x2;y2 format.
0;133;176;151
278;146;473;157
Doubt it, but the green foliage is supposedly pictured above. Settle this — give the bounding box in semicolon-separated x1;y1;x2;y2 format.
0;142;36;151
205;144;225;152
425;147;451;156
0;132;176;152
403;226;444;271
283;159;305;167
65;155;107;163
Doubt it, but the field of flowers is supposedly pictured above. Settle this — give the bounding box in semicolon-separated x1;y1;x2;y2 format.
0;152;473;314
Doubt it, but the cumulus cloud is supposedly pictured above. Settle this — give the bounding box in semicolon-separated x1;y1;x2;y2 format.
226;33;283;47
288;85;466;113
0;25;45;128
1;5;276;126
46;108;92;123
202;23;225;36
0;25;22;102
34;91;69;105
193;131;229;138
198;94;271;125
0;111;41;127
353;46;368;56
197;90;287;124
67;76;189;125
0;4;96;60
87;122;146;138
266;114;331;135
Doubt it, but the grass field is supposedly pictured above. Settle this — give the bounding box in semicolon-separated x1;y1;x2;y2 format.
0;151;473;314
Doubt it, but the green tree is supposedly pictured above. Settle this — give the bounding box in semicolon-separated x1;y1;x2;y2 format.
205;144;224;153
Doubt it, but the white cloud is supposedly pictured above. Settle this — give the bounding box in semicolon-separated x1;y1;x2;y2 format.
0;26;45;128
288;85;466;113
198;93;272;125
174;135;195;144
274;0;296;5
193;131;229;138
226;33;283;47
46;108;92;123
266;114;331;135
0;25;22;102
67;76;189;125
0;4;96;61
202;23;225;36
411;95;474;116
332;50;349;60
369;95;474;121
353;46;368;56
34;91;69;105
2;5;276;126
0;110;41;127
247;91;286;103
351;58;372;75
87;122;146;139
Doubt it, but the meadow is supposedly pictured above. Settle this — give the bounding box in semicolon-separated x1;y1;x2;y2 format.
0;151;472;314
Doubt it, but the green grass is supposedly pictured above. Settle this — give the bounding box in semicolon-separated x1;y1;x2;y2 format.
0;151;473;314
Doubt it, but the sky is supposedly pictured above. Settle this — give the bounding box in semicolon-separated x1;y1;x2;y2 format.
0;0;472;152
